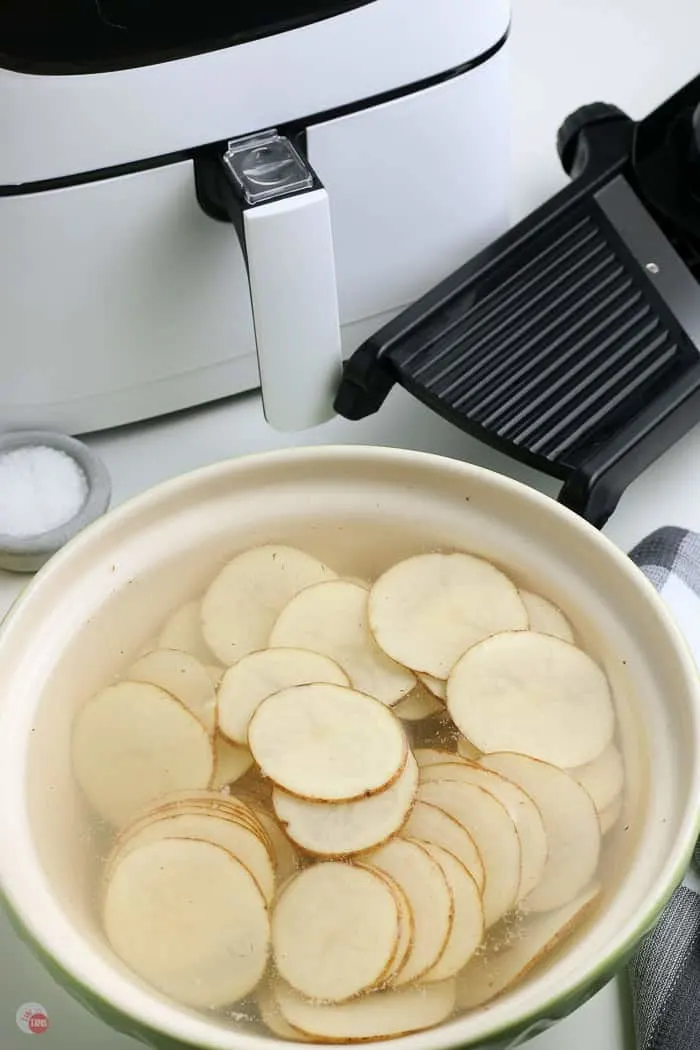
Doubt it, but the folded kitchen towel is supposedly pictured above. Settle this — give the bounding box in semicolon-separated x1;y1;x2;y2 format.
627;527;700;1050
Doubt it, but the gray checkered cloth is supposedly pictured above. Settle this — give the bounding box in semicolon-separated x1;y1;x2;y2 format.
628;528;700;1050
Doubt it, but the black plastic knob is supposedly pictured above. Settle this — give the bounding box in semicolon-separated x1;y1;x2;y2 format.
557;102;629;176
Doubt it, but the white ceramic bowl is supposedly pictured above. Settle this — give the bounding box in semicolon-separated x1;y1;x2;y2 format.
0;446;699;1050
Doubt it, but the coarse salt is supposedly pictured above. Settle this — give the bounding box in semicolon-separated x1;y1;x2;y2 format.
0;446;88;539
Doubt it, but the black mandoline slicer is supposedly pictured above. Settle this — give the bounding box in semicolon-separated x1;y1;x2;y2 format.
334;76;700;527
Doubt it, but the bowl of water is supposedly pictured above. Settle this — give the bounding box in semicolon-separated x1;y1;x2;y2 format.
0;445;698;1050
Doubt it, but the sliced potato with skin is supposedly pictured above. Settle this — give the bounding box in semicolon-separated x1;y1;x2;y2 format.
248;683;407;802
419;842;484;980
72;682;214;827
356;865;414;985
456;883;600;1010
210;734;255;789
271;862;400;1002
107;809;276;903
104;837;270;1008
456;735;482;761
201;545;336;666
599;793;623;835
418;673;447;701
128;648;217;735
258;981;309;1041
568;743;624;814
157;599;214;665
360;838;453;985
217;647;349;746
403;800;485;894
421;762;547;902
447;631;615;768
270;580;416;707
273;753;418;857
482;753;601;913
414;748;466;769
519;590;575;643
273;978;457;1042
393;684;444;721
252;808;300;883
418;780;521;927
368;552;529;678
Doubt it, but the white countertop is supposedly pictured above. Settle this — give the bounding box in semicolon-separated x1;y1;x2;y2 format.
3;1;700;1047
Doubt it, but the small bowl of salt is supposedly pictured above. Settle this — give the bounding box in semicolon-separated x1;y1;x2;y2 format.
0;431;111;573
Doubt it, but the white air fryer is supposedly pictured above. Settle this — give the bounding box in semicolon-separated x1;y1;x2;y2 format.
0;0;511;434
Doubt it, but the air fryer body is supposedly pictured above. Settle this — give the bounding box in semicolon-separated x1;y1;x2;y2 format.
0;0;511;432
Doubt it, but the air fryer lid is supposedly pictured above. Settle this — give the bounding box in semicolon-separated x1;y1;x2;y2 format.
0;0;374;73
335;74;700;528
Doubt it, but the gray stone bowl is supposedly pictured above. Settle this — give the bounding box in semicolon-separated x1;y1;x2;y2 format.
0;431;111;574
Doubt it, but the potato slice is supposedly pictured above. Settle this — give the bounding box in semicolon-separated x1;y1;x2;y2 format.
104;837;269;1008
418;673;447;701
271;863;400;1002
482;753;601;913
72;682;214;827
157;599;214;664
420;843;484;980
217;647;349;745
393;685;444;722
368;552;528;678
599;793;623;835
358;839;453;985
456;884;600;1010
273;753;418;856
418;780;521;926
568;743;624;814
273;978;456;1042
518;590;574;643
201;545;336;665
421;762;547;902
128;648;217;735
252;808;300;883
248;684;407;802
414;748;466;768
447;631;615;768
404;801;485;897
456;736;482;761
258;981;308;1041
210;735;255;789
108;809;275;903
270;580;416;706
356;865;414;985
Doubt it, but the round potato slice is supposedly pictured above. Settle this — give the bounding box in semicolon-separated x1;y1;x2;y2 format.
368;552;528;678
273;978;457;1042
128;648;217;735
270;580;416;707
72;682;214;827
518;590;575;643
418;780;521;927
271;863;400;1002
420;843;484;980
456;883;600;1010
357;838;453;985
421;762;547;902
393;685;444;722
356;865;414;985
210;735;255;789
258;981;308;1041
414;748;466;769
109;808;275;899
447;631;615;768
418;673;447;701
599;793;624;835
248;684;407;802
482;753;601;913
273;753;418;856
104;837;270;1007
403;800;485;894
252;808;300;883
157;599;214;665
122;793;274;859
456;736;482;761
568;743;624;814
201;545;336;665
218;647;349;745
